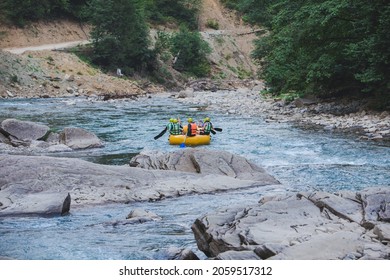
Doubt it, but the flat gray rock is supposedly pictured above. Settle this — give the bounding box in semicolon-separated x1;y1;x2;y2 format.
130;148;280;184
0;151;280;216
192;189;390;260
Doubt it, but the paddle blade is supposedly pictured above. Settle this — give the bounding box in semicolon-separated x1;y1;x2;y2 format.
154;128;167;140
214;127;223;132
179;143;186;148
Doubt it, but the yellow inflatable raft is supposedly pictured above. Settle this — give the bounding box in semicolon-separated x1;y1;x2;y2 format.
169;134;210;146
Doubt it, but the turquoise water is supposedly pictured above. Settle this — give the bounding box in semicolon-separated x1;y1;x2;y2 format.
0;95;389;259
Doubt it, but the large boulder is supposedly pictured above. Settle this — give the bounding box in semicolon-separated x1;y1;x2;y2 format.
0;191;71;217
0;118;49;141
59;127;103;149
192;188;390;260
0;120;103;151
130;149;280;184
0;152;281;216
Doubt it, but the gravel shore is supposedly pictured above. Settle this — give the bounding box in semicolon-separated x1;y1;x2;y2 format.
171;80;390;143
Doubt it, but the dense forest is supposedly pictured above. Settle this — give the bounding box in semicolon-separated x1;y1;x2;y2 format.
1;0;389;105
222;0;390;105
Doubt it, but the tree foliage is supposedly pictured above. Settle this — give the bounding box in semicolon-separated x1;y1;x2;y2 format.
170;27;212;77
86;0;153;74
0;0;88;26
223;0;390;102
145;0;201;30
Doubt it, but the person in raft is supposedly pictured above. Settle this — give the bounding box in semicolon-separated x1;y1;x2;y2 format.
199;117;213;135
169;118;182;135
185;118;198;137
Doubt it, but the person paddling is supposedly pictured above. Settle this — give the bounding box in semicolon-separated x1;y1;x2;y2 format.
154;118;174;140
169;118;182;135
199;117;214;135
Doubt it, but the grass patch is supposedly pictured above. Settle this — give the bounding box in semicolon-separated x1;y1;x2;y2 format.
206;19;219;30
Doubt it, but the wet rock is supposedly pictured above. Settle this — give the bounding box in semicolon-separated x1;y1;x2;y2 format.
0;118;50;141
59;127;103;149
62;193;71;215
125;208;161;223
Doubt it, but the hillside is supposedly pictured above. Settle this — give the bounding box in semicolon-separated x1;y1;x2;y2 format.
0;0;259;98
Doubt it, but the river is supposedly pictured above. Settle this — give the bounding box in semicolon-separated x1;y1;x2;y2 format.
0;94;389;259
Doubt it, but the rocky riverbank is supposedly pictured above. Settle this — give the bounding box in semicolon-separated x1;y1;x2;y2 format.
2;46;388;142
130;148;390;260
1;147;389;259
192;187;390;260
171;80;390;142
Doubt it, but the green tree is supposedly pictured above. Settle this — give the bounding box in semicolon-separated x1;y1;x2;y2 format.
0;0;89;25
87;0;154;74
170;27;212;77
221;0;273;27
246;0;390;101
1;0;70;26
145;0;201;30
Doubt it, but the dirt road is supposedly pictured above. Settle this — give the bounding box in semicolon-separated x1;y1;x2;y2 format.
2;40;90;54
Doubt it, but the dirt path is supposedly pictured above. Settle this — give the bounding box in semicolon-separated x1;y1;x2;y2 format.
3;40;90;54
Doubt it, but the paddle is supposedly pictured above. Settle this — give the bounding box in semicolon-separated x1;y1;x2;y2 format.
154;127;167;140
210;129;216;135
180;123;190;148
213;127;223;132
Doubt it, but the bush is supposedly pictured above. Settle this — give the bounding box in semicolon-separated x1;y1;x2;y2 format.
206;19;219;30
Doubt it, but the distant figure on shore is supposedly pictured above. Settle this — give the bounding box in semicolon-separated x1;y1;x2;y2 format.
117;68;123;76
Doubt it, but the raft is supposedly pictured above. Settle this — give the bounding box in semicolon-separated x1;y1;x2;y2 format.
169;134;210;146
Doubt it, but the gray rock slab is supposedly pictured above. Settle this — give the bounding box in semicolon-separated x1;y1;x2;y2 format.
130;148;280;184
192;189;390;260
215;250;261;260
0;153;280;216
360;187;390;224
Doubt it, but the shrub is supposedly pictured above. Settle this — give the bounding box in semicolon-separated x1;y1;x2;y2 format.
206;19;219;30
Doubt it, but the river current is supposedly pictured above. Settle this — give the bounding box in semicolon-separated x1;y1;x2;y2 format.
0;94;389;259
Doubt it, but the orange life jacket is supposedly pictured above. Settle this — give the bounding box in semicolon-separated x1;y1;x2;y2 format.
187;123;198;136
